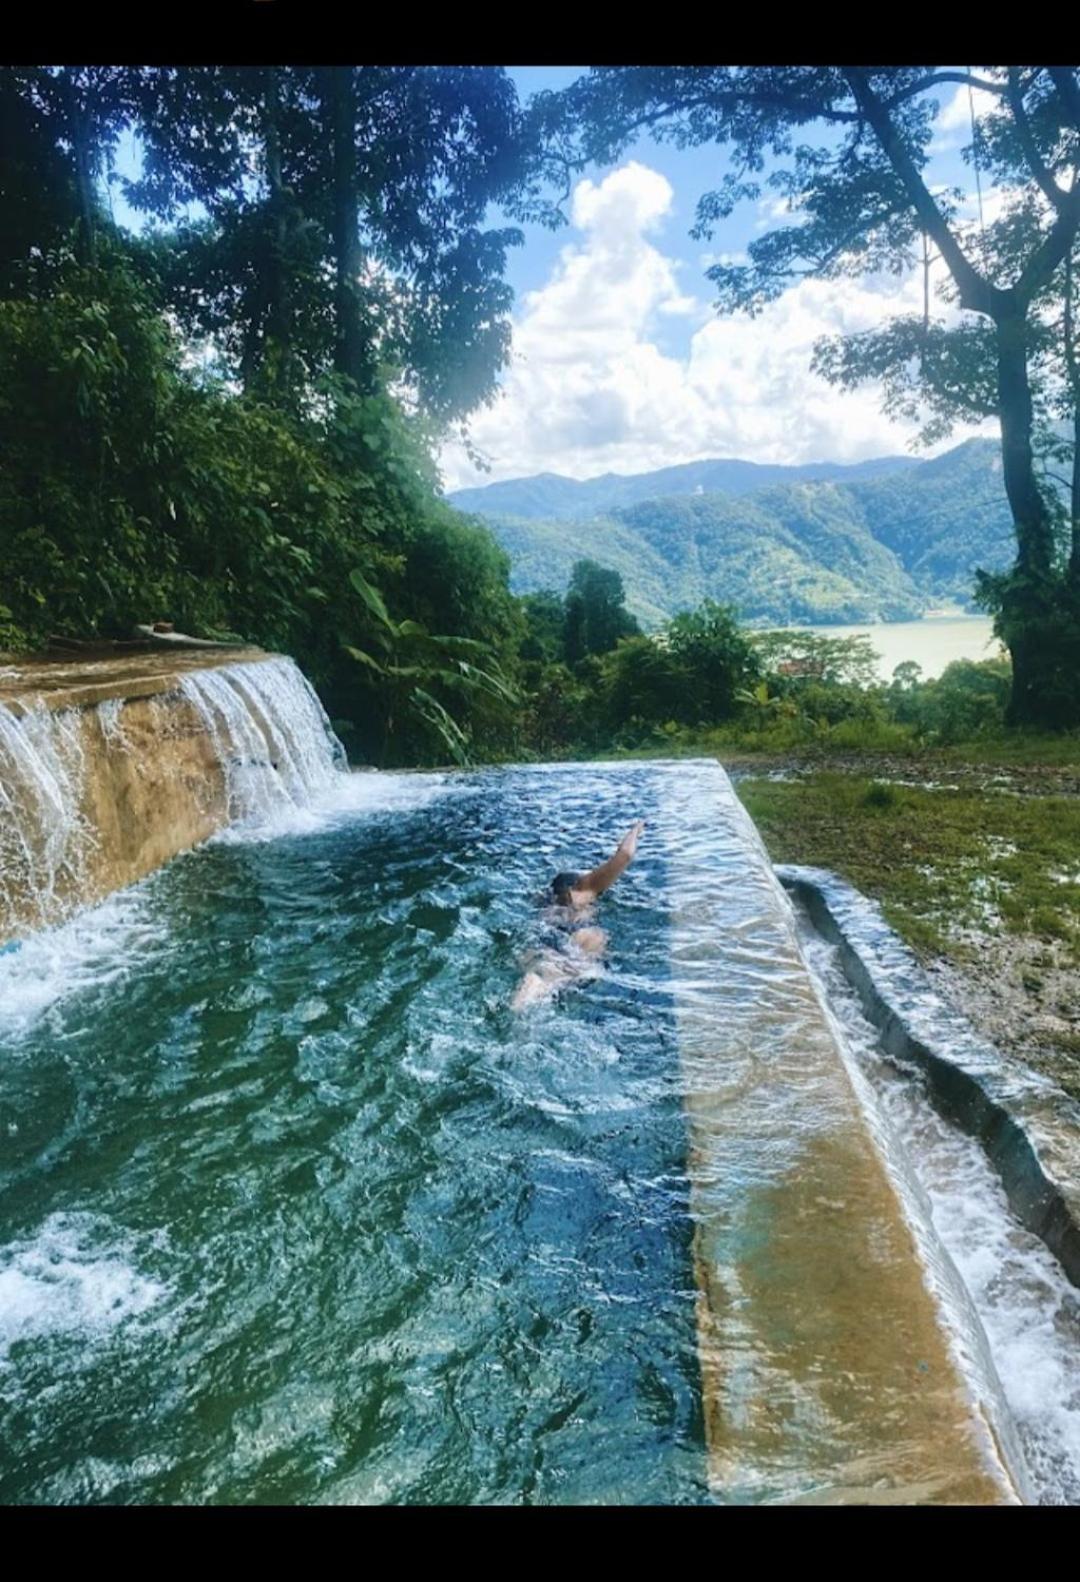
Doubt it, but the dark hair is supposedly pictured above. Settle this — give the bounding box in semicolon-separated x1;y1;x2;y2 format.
549;871;581;904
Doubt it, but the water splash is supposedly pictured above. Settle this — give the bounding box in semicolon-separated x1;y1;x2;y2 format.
0;1213;167;1365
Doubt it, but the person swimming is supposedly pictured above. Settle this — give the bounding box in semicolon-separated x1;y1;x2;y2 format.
510;820;645;1011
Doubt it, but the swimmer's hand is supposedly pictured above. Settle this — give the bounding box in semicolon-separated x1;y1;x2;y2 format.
577;820;646;899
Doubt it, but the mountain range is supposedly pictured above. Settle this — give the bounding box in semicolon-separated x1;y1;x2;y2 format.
447;439;1016;627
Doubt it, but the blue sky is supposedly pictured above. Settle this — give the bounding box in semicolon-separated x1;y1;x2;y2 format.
104;66;995;489
499;67;979;350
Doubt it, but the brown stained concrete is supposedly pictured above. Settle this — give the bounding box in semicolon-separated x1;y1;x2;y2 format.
0;650;273;944
0;648;268;715
664;765;1021;1505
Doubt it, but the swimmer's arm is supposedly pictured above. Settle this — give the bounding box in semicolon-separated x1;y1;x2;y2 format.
578;820;645;898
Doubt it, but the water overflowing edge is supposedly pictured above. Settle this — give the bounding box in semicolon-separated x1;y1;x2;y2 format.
796;916;1080;1504
662;764;1022;1503
778;865;1080;1294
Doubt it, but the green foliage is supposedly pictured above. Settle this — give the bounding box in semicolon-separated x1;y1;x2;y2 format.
601;635;689;731
515;597;760;755
752;630;881;688
0;243;523;765
887;656;1013;743
739;771;1080;991
862;780;899;810
563;558;640;661
977;566;1080;728
518;590;566;663
343;567;519;766
666;600;760;720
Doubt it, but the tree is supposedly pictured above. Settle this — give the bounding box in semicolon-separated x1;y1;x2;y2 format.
0;69;79;290
124;67;527;426
345;569;518;766
753;630;881;689
601;633;687;729
563;558;640;663
0;67;142;280
666;599;760;721
529;66;1080;725
518;589;567;663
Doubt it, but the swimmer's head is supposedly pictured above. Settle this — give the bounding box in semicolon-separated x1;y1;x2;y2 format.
549;871;581;906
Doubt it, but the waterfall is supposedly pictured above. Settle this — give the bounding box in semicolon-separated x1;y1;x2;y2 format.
176;657;347;826
0;699;95;936
0;655;348;944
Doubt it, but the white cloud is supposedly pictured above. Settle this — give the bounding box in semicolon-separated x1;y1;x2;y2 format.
441;161;993;492
931;77;1004;153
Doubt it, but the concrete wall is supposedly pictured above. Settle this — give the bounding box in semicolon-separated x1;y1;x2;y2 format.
0;650;271;945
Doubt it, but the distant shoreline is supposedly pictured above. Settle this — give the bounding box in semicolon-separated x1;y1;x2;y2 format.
752;613;1000;682
753;608;981;631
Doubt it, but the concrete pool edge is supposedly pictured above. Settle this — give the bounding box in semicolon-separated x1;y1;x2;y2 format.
777;864;1080;1293
661;766;1020;1505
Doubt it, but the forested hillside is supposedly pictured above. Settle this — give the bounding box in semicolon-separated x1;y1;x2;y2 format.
459;439;1016;626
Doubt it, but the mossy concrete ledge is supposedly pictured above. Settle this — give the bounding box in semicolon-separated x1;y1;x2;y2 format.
778;863;1080;1290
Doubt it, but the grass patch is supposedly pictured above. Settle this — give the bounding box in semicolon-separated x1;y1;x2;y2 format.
936;729;1080;769
737;770;1080;967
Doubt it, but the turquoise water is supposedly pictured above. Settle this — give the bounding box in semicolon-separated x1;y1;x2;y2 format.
0;764;709;1505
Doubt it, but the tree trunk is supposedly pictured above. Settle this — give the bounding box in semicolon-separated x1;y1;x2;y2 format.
60;71;97;265
262;66;292;401
1064;253;1080;584
993;301;1057;576
991;301;1073;725
320;66;371;394
994;301;1064;725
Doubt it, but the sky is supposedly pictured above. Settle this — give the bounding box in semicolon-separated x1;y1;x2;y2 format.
105;66;1001;492
437;66;1000;492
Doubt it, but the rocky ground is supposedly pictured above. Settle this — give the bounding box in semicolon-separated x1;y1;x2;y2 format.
926;940;1080;1099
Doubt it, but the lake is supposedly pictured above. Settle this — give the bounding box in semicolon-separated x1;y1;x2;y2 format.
792;616;1001;681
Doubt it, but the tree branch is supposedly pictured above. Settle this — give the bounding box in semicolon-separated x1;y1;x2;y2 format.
843;67;994;315
1007;66;1068;212
1047;67;1080;135
883;70;1007;109
581;86;861;154
1015;177;1080;303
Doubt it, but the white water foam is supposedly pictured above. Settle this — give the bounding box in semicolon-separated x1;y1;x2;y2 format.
176;656;346;825
207;765;460;846
0;1212;166;1365
800;921;1080;1505
0;885;169;1041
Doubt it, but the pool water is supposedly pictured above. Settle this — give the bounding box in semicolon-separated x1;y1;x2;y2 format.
0;764;710;1504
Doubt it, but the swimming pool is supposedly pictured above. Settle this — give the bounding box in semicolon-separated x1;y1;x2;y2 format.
0;763;710;1504
3;754;1058;1505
